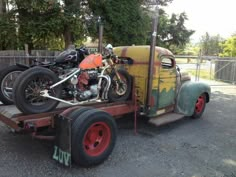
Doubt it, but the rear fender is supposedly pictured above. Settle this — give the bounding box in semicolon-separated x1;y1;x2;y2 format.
16;63;30;69
175;81;211;116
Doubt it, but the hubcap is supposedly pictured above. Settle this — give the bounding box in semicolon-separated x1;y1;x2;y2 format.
83;122;111;156
195;96;205;114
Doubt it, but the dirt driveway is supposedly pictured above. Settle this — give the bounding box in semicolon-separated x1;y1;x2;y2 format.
0;86;236;177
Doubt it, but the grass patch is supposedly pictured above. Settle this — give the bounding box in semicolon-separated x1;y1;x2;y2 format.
175;58;195;64
185;69;213;80
175;58;207;64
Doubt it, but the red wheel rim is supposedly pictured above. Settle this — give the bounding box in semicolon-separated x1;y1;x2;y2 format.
195;95;205;114
83;122;111;156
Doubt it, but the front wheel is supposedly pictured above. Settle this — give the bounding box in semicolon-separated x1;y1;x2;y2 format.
108;69;132;102
0;65;27;105
13;67;62;114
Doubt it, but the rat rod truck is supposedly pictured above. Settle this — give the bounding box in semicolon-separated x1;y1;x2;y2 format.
0;45;210;167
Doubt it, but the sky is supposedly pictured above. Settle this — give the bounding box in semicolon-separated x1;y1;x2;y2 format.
163;0;236;42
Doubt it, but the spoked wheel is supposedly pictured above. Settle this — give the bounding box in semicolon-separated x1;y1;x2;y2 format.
25;76;54;105
71;109;117;167
0;65;26;105
108;69;132;102
13;67;61;114
191;94;206;119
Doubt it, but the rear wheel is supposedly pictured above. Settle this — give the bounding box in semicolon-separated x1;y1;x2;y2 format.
13;66;61;114
68;107;93;123
191;94;206;119
71;109;117;167
0;65;27;105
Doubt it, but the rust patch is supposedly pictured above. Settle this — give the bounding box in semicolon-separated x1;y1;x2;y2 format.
150;96;155;107
121;47;129;57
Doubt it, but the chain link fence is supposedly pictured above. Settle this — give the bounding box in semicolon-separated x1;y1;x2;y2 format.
176;55;236;87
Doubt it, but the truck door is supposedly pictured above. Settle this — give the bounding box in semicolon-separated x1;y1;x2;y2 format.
158;56;176;109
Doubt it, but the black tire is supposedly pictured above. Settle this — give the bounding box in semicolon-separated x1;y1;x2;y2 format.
72;109;117;167
108;69;132;102
0;65;27;105
191;93;206;119
13;66;62;114
68;107;93;123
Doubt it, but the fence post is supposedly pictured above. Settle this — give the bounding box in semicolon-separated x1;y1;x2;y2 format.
24;44;29;66
209;59;212;80
233;61;236;85
195;49;201;81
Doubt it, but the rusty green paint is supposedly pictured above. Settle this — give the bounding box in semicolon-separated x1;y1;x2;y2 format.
148;89;159;117
175;81;211;116
158;88;175;109
147;87;175;117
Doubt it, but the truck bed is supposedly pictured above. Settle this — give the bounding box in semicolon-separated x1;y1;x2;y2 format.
0;100;136;132
0;103;71;119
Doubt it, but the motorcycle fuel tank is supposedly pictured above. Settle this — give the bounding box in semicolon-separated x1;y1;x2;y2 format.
79;54;103;70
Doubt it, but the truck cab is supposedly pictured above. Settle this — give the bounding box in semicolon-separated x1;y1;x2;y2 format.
114;45;210;121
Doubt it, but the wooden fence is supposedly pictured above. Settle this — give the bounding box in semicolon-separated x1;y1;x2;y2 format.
0;47;98;70
0;50;60;70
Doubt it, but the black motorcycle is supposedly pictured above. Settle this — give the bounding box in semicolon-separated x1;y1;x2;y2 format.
0;47;89;105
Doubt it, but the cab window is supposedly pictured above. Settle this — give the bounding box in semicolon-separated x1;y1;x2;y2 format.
161;57;174;69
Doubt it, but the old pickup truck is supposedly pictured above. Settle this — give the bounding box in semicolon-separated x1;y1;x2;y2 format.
114;45;210;124
0;45;210;167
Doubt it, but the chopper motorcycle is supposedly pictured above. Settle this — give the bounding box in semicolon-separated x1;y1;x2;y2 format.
0;47;89;105
12;52;132;114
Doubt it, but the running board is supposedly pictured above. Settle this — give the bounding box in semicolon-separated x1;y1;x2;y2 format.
148;113;185;126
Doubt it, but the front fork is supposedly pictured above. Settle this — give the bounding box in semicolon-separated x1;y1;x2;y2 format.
108;58;122;83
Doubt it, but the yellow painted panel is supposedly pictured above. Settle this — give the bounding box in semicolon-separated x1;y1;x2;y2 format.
114;45;174;105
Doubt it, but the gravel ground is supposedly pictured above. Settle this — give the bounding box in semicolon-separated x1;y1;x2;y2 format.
0;86;236;177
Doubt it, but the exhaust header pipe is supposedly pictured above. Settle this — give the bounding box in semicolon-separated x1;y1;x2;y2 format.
146;7;159;112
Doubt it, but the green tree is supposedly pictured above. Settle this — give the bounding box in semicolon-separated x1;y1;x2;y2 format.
4;0;85;50
0;0;193;51
220;35;236;57
182;43;200;56
0;0;6;14
0;14;17;50
200;32;223;56
157;10;194;53
62;0;86;48
8;0;65;50
86;0;193;50
86;0;150;46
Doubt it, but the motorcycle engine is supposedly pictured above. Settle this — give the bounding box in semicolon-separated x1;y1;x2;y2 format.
77;85;98;101
76;70;99;101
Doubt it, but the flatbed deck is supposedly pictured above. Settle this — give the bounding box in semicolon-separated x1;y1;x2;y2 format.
0;100;136;132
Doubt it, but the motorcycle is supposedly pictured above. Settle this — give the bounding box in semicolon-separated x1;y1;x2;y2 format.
0;47;89;105
13;52;132;114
